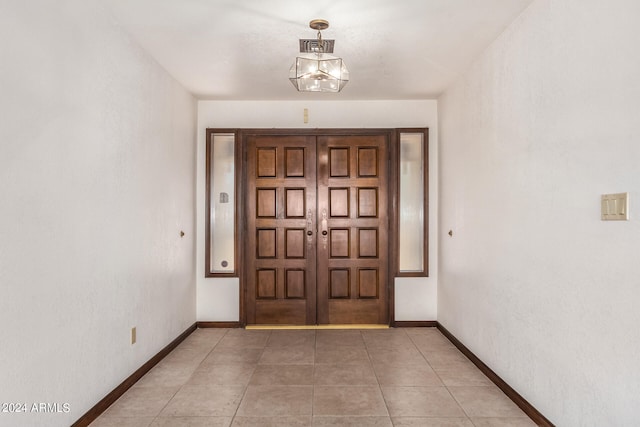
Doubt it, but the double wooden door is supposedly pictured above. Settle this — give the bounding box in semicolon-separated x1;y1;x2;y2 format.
245;132;389;325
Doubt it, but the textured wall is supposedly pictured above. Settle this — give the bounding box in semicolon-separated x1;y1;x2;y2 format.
0;1;197;426
438;0;640;424
196;100;439;322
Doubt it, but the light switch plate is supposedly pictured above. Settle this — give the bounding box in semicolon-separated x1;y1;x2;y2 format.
601;192;629;220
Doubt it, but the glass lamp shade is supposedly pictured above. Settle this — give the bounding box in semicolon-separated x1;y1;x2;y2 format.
289;52;349;92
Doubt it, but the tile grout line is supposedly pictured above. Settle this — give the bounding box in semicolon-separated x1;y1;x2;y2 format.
214;328;248;426
363;329;393;421
150;328;231;423
237;329;272;422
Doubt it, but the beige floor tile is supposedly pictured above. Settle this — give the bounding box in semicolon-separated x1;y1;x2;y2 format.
161;345;212;365
315;346;370;364
258;345;315;365
448;386;529;418
250;364;314;385
362;328;409;336
90;417;154;427
267;330;316;347
434;366;493;386
362;330;415;349
315;330;365;347
159;385;244;417
236;385;313;416
103;386;179;418
392;418;474;426
221;329;270;345
402;327;439;336
177;330;227;351
470;418;538;427
313;362;378;385
171;339;218;352
361;329;409;339
150;416;232;426
312;416;392;426
406;328;447;337
313;386;388;416
381;386;466;417
373;362;443;386
152;356;204;371
421;349;476;370
231;416;312;426
202;347;264;365
217;332;270;349
185;328;228;342
409;333;457;352
367;347;428;365
186;363;256;386
134;362;198;388
224;329;271;337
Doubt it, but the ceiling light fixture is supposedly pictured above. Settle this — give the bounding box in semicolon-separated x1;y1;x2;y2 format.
289;19;349;93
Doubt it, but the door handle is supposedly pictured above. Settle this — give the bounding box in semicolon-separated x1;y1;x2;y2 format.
306;209;314;242
321;209;328;248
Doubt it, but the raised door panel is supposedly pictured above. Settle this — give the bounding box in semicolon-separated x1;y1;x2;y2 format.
285;188;306;218
285;229;306;258
256;229;277;258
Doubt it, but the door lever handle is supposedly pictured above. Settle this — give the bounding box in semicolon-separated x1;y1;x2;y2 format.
306;209;314;243
321;209;328;248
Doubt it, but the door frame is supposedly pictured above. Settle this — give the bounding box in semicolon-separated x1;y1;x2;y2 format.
237;128;400;326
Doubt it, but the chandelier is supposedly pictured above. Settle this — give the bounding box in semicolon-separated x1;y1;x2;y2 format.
289;19;349;93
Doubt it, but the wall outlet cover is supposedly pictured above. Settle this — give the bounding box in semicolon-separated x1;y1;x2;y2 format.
601;193;629;221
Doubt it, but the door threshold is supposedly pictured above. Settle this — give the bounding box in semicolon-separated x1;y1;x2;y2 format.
245;324;389;330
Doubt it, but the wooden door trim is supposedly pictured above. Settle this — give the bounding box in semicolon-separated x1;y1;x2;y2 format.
205;129;243;278
239;128;397;326
393;128;429;278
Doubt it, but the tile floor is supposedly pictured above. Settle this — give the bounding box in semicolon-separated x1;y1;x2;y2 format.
90;327;537;427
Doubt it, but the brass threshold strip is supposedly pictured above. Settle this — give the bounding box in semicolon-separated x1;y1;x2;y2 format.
245;324;389;330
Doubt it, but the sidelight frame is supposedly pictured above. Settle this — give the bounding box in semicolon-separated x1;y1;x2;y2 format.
393;128;429;277
205;129;242;277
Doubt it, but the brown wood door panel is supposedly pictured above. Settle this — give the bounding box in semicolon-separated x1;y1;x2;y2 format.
328;300;382;324
246;135;317;325
245;131;389;326
255;300;307;325
317;134;389;325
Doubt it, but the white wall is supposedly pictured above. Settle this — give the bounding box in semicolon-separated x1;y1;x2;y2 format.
0;2;197;426
438;0;640;425
197;100;438;322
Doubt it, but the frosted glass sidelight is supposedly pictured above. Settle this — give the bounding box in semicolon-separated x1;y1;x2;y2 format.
209;133;235;274
399;133;424;272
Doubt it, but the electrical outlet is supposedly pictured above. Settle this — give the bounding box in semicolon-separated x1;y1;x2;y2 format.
131;327;137;345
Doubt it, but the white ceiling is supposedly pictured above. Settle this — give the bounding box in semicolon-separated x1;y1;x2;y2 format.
103;0;534;100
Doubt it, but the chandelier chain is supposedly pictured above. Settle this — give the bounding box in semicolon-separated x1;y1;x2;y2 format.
317;30;324;53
